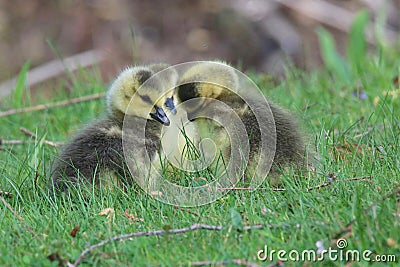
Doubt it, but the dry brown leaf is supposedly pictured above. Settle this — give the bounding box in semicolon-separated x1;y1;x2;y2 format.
386;238;397;247
70;225;79;238
122;209;144;222
98;208;115;216
393;76;399;87
332;141;370;162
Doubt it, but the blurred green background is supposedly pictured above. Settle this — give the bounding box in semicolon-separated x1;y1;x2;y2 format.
0;0;398;97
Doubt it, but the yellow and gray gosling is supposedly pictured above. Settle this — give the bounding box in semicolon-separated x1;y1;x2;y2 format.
176;61;305;184
51;64;177;192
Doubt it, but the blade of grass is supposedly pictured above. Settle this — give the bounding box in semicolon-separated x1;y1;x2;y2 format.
317;28;351;83
347;10;369;75
13;61;30;109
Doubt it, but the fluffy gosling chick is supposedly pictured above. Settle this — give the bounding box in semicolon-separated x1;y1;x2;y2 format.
176;61;305;184
51;64;177;192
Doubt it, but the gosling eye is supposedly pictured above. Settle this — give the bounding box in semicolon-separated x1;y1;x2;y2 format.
139;94;153;104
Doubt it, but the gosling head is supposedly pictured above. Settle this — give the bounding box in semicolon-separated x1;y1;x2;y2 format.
177;61;239;119
107;65;178;125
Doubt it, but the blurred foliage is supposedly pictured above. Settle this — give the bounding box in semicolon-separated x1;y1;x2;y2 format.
317;10;370;85
0;0;398;87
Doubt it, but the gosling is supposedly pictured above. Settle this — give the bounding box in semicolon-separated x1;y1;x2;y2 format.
50;64;177;192
176;61;305;185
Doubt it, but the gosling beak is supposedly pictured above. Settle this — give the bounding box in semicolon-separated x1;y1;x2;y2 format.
150;106;170;126
165;97;177;115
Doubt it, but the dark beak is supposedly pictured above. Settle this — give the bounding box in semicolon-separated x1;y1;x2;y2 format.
150;106;170;126
165;97;177;115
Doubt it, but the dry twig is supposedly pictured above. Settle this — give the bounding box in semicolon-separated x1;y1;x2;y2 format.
0;50;105;98
69;223;270;266
0;92;105;118
0;196;35;236
306;176;372;191
364;185;400;213
0;139;64;147
19;127;61;147
217;176;373;192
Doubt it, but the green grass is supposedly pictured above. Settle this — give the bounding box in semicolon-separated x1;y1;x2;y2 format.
1;30;400;267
